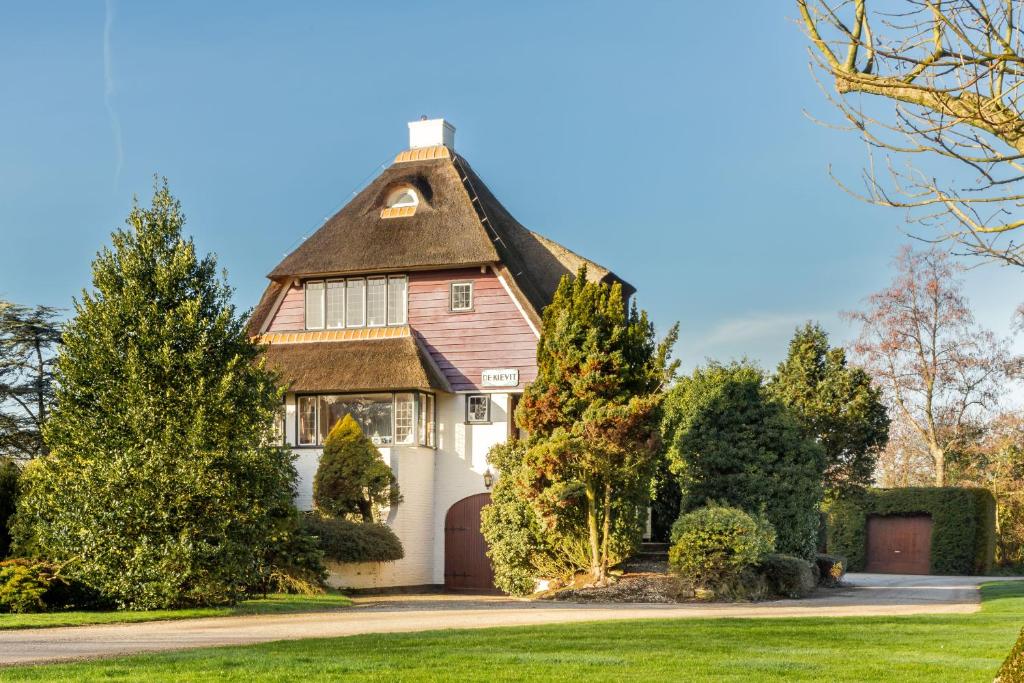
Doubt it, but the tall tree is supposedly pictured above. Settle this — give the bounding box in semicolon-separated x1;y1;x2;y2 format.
0;303;61;460
515;267;678;585
768;322;890;497
663;361;825;560
13;180;296;608
845;247;1016;487
799;0;1024;267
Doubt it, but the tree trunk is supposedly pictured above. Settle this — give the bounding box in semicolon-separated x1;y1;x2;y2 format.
598;483;612;583
585;481;602;583
930;445;945;487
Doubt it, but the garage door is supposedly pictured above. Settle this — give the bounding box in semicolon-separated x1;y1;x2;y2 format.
865;515;933;574
444;493;496;592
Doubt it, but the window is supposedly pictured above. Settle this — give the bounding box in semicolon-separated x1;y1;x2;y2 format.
320;394;393;445
304;281;325;330
388;276;407;325
466;394;490;423
326;280;345;329
417;392;436;447
450;282;473;312
366;277;387;327
298;396;318;445
346;278;366;327
387;188;418;209
302;275;407;330
394;393;414;444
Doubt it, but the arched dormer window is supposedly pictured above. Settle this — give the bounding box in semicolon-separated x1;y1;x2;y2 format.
381;187;419;218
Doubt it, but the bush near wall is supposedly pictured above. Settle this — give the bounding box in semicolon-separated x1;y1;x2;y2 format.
827;487;996;575
301;514;403;564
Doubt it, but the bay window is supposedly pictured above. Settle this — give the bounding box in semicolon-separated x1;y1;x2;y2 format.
295;391;435;448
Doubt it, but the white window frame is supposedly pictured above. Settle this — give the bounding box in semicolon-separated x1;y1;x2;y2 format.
304;280;325;330
366;277;388;328
466;394;490;424
450;281;474;312
297;395;319;446
387;187;419;209
388;275;408;325
346;277;366;328
325;279;346;329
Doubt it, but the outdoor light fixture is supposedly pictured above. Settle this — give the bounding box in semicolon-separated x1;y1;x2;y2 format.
482;468;494;489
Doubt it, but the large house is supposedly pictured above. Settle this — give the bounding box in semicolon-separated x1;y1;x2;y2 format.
249;119;632;590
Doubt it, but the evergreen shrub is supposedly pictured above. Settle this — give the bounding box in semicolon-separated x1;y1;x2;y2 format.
999;627;1024;683
814;553;846;586
303;514;403;564
668;503;776;591
827;487;996;574
757;553;816;598
0;459;18;558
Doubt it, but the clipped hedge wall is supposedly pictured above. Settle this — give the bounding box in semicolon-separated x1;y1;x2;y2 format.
827;487;996;575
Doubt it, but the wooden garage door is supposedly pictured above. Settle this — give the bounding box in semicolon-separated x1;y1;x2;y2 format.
866;515;933;574
444;493;496;592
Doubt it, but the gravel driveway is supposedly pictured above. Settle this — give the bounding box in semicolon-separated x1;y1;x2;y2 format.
0;573;1016;667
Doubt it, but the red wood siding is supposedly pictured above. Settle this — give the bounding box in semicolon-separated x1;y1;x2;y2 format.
267;284;304;331
409;269;538;392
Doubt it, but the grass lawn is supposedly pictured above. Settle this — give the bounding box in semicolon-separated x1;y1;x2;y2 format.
0;592;352;630
4;582;1023;682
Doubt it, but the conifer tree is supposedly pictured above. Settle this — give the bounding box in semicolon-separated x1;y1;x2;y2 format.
768;323;889;497
515;267;678;585
313;414;401;522
13;180;296;608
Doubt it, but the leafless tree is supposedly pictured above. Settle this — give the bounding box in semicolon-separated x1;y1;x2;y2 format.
875;411;937;486
845;247;1017;485
799;0;1024;266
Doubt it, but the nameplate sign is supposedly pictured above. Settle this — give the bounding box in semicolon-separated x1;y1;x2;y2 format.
481;368;519;387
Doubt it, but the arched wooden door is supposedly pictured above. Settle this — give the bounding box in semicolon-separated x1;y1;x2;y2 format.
444;493;495;592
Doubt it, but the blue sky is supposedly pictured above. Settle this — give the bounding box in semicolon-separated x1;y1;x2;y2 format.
1;1;1020;371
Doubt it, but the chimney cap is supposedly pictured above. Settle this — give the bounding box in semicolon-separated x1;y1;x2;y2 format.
408;118;455;150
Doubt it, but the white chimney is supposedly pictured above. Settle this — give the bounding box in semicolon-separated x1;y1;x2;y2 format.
408;117;455;150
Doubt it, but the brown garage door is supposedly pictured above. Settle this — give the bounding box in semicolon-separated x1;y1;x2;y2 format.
444;493;496;592
865;515;933;574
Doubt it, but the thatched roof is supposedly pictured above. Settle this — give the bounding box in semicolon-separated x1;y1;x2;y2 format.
261;150;632;323
262;336;450;393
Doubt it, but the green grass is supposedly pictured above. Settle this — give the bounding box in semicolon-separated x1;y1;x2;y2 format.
4;582;1023;682
0;592;352;630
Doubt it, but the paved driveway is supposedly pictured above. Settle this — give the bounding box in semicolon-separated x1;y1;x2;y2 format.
0;573;1016;667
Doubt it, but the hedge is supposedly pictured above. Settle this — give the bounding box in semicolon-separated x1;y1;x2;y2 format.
301;515;404;564
827;487;996;575
999;626;1024;683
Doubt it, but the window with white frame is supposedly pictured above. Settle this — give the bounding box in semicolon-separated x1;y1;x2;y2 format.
387;276;407;325
366;277;388;327
295;392;435;448
466;394;490;423
304;281;325;330
345;278;366;327
450;281;473;312
325;280;345;328
303;275;408;330
386;188;418;209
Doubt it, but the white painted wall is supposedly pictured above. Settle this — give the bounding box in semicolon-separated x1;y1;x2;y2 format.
285;390;514;588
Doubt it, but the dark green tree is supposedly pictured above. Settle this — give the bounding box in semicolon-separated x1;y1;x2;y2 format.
0;458;19;558
514;267;678;584
767;323;890;497
313;414;401;523
0;302;61;460
663;361;825;559
12;180;296;608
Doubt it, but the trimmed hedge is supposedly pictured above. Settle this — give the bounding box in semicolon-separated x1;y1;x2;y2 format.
757;553;816;598
999;626;1024;682
827;487;996;575
301;515;404;564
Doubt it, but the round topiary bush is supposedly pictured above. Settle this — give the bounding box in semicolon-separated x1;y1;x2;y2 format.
301;514;403;564
668;503;776;592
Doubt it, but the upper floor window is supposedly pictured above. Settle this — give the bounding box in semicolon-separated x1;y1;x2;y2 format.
381;188;419;219
450;281;473;312
304;275;407;330
387;188;418;209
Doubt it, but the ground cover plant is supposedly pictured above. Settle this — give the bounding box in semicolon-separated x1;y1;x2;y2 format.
4;582;1022;681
